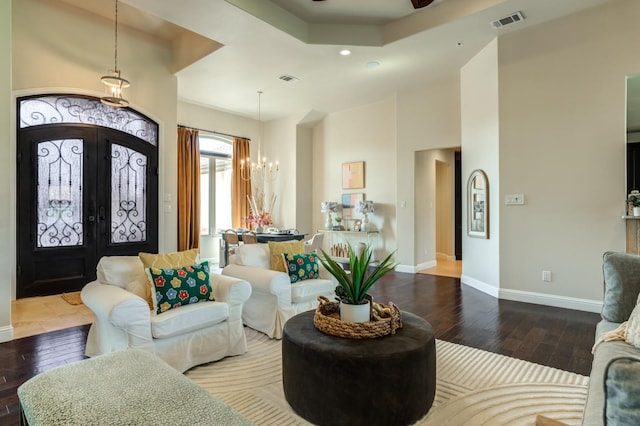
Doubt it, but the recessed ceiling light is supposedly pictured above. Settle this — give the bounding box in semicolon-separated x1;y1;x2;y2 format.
366;61;380;69
339;49;351;56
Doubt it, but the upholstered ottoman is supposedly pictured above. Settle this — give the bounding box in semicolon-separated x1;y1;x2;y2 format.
18;349;253;426
282;310;436;426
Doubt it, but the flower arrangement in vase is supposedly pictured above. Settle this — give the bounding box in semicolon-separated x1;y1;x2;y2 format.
245;193;276;232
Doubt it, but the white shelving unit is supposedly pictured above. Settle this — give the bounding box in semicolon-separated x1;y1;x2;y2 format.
317;230;381;262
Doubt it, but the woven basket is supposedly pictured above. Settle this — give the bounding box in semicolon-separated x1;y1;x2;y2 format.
313;296;403;339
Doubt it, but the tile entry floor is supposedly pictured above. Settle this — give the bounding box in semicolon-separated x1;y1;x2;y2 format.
11;293;94;339
8;266;225;340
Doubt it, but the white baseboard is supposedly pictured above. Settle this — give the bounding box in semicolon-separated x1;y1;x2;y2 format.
436;253;457;262
0;325;14;343
395;260;437;274
499;288;602;313
416;260;437;271
393;267;602;314
395;264;418;274
461;275;499;298
460;275;602;313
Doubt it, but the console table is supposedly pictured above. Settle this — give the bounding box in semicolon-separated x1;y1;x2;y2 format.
623;216;640;254
318;229;380;262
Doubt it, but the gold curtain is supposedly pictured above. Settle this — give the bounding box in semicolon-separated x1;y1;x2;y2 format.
177;127;200;250
232;137;251;228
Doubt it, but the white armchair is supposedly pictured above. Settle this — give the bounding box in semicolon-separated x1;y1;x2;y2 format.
222;243;336;339
81;256;251;372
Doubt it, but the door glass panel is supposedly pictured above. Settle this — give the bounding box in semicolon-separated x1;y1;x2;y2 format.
111;144;147;243
19;95;158;146
37;139;83;247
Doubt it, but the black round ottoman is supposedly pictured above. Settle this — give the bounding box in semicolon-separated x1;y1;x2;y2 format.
282;310;436;426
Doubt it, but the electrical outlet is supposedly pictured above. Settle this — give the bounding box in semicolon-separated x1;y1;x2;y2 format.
542;270;552;282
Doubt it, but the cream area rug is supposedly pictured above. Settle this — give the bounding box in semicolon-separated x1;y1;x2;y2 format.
186;328;589;426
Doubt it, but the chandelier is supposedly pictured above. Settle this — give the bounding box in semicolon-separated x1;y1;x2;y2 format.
100;0;130;107
240;91;279;182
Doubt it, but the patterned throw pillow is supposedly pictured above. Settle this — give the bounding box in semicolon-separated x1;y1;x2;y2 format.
138;249;200;309
282;253;319;283
146;261;214;314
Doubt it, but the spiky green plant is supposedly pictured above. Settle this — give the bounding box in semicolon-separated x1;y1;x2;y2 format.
319;243;397;305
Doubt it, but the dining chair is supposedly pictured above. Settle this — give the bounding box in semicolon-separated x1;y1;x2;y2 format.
304;233;324;254
224;229;240;254
242;231;258;244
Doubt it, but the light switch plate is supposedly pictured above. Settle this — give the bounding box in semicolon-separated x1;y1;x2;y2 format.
505;194;525;205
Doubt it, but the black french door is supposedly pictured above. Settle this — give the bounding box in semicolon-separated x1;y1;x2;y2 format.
17;124;158;298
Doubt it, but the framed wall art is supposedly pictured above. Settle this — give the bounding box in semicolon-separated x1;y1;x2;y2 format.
467;169;489;239
341;193;364;218
342;161;365;189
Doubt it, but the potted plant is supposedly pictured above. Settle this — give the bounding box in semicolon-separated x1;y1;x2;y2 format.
320;243;397;323
333;215;343;230
628;194;640;217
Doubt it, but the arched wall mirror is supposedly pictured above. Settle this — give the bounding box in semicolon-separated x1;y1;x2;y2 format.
467;169;489;239
627;73;640;193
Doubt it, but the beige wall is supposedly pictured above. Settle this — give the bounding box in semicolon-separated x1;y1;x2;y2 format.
312;99;397;258
8;0;177;305
460;38;500;296
497;0;639;309
396;78;461;271
265;113;309;230
296;125;313;235
0;0;13;342
178;101;260;141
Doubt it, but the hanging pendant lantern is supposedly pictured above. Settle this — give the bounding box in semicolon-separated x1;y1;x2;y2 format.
100;0;130;107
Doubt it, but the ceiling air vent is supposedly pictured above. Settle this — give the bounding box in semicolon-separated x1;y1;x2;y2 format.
279;75;299;82
490;11;525;29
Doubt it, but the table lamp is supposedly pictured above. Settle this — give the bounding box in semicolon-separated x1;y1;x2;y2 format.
355;200;374;232
320;201;337;230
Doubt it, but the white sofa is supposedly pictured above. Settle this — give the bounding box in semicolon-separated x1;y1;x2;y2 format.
222;243;336;339
81;256;252;372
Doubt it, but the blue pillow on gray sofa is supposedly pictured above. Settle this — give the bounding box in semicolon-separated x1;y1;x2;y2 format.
605;357;640;425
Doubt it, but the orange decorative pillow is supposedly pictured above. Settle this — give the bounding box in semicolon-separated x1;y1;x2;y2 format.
268;240;305;272
138;249;200;309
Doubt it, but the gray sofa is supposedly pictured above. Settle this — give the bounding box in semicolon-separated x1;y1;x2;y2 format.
583;251;640;425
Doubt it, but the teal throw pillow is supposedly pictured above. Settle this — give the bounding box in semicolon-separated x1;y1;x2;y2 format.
283;253;319;283
147;261;214;314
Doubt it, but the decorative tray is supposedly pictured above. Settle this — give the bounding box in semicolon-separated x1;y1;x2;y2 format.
313;296;402;339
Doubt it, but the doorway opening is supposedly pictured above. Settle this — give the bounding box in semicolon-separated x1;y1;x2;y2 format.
415;148;462;278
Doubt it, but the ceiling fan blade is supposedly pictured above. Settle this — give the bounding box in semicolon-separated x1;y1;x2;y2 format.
411;0;435;8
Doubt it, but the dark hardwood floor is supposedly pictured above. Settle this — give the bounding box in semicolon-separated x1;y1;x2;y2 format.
0;272;601;426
